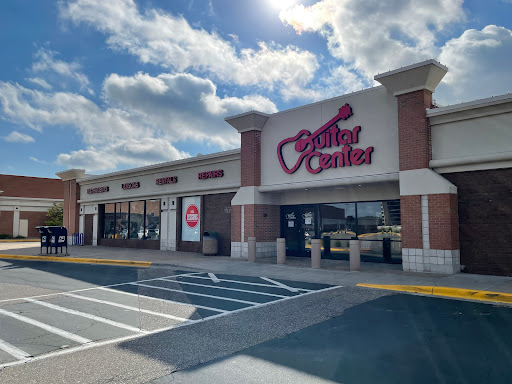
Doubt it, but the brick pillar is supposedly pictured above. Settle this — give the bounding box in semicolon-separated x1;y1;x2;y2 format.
375;60;460;274
241;130;261;187
56;169;85;241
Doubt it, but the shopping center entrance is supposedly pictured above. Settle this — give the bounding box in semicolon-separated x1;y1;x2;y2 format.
280;200;402;263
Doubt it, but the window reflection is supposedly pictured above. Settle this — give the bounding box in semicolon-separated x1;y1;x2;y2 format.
145;200;160;240
116;202;129;239
103;203;115;239
129;201;144;239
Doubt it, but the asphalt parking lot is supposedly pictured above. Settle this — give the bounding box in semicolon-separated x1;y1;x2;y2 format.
0;269;335;369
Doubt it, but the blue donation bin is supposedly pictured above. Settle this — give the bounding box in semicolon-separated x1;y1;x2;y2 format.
47;226;69;256
36;226;51;255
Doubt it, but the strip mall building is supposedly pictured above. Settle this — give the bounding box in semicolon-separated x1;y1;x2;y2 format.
57;60;512;276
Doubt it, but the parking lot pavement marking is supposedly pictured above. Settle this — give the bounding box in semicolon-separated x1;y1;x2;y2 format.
208;273;220;283
97;287;228;313
0;308;91;344
157;278;290;299
64;293;197;323
0;338;32;360
25;299;150;334
130;282;261;306
183;275;313;292
259;277;299;293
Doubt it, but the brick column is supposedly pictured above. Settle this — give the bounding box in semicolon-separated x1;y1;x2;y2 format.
226;111;280;259
376;60;460;274
56;169;85;242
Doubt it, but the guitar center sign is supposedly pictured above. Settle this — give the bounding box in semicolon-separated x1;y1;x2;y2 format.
277;104;374;174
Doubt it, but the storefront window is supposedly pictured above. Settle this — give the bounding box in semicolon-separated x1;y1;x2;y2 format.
320;203;356;253
103;203;115;239
145;200;160;240
116;202;129;239
129;201;145;239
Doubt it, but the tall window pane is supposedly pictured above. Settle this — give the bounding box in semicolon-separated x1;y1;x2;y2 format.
320;203;356;255
103;204;115;239
130;201;145;239
145;200;160;240
116;202;129;239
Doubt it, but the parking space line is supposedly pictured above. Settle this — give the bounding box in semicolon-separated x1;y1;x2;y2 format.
64;293;197;323
131;282;261;306
97;287;228;313
158;278;290;298
0;338;32;360
180;275;313;292
25;299;149;334
0;308;91;344
208;273;220;283
260;277;299;293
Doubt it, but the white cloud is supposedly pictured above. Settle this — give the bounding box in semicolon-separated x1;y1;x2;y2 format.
3;131;35;143
32;48;93;94
26;77;53;90
437;25;512;104
29;156;50;165
59;0;319;98
0;71;278;172
279;0;465;80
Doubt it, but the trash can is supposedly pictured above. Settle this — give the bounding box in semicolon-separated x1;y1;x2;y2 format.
203;231;218;256
36;226;51;255
47;226;69;255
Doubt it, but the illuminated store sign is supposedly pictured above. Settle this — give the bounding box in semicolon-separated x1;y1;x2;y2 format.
121;181;140;190
87;186;109;194
277;104;374;174
156;176;178;185
198;170;224;179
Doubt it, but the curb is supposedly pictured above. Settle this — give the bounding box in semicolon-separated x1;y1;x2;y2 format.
0;254;151;268
357;283;512;305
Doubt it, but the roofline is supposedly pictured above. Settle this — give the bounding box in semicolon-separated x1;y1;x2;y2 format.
427;92;512;117
0;174;61;181
374;59;448;80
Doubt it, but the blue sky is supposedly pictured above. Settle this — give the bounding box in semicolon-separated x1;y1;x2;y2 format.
1;0;511;178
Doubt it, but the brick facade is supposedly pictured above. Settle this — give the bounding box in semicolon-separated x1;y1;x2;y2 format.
241;131;261;187
397;90;433;171
231;205;241;243
243;204;280;242
0;174;63;199
204;193;235;256
444;169;512;276
19;211;48;238
0;211;14;235
428;193;459;251
63;180;80;234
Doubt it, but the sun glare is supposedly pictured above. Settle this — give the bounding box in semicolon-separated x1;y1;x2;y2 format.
268;0;297;11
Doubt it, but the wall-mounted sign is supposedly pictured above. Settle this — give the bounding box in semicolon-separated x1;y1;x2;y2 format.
122;181;140;190
182;196;201;242
198;169;224;179
156;176;178;185
277;104;374;174
87;186;109;194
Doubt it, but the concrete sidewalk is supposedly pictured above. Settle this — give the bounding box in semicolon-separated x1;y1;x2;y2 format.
1;242;512;297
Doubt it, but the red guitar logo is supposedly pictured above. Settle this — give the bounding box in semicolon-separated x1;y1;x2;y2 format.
276;104;374;174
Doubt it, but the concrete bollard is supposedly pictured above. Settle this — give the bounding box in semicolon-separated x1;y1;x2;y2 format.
311;239;321;269
277;238;286;264
248;237;256;262
349;239;361;271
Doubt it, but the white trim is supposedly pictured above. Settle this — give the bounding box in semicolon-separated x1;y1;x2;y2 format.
0;308;91;344
374;59;448;79
430;151;512;169
25;298;149;334
427;92;512;117
0;196;62;203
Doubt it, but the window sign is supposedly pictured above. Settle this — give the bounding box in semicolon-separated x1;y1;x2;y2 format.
182;196;201;242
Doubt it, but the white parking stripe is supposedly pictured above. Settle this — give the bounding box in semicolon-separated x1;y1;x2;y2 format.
208;273;220;283
25;299;149;334
0;338;32;360
260;277;299;293
97;287;227;313
158;278;289;298
180;275;313;292
64;293;197;323
0;308;91;344
131;282;260;306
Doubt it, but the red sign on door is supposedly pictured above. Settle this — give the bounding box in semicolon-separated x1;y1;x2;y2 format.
185;204;199;228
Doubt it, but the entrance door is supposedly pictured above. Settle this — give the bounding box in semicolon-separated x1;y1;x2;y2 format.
281;205;317;257
19;219;28;238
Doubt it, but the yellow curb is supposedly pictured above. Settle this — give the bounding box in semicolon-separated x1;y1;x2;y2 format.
357;284;512;305
0;239;39;242
0;254;151;268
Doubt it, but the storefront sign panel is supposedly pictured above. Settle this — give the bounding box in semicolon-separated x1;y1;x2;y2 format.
182;196;201;242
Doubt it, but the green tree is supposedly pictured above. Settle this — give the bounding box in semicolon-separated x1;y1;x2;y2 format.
45;202;64;226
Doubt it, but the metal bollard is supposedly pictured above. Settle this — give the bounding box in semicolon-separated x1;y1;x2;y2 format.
311;239;321;269
350;239;361;271
277;238;286;264
248;237;256;262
